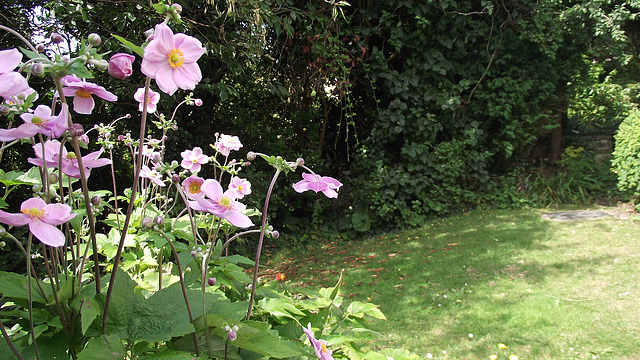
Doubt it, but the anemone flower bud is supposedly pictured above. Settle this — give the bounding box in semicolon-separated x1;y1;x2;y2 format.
194;98;203;106
171;3;183;13
36;43;45;52
208;277;217;286
30;63;45;76
270;230;280;239
51;33;63;44
69;123;84;137
190;250;197;257
48;173;59;184
145;29;155;40
0;106;10;116
108;53;135;80
88;33;102;46
172;173;181;184
246;151;256;161
154;215;164;226
91;196;101;206
142;217;153;228
296;157;305;166
0;227;5;237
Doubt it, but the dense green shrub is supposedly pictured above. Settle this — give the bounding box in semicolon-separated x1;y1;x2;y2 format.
612;110;640;196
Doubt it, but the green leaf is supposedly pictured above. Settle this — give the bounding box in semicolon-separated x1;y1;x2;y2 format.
0;271;52;303
77;334;126;360
139;350;206;359
217;320;303;358
72;295;102;335
346;301;386;320
258;297;305;323
111;34;144;57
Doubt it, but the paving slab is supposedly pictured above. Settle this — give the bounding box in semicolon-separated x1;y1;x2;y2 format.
542;210;616;221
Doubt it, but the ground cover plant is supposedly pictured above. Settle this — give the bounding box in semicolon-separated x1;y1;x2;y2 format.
265;208;640;359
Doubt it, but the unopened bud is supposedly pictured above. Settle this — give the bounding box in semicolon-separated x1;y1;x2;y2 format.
190;250;197;257
91;196;101;206
0;227;6;237
171;3;183;13
296;158;305;166
88;33;102;46
48;172;59;184
172;174;181;184
0;240;5;247
194;98;203;106
0;106;10;116
90;58;109;71
51;33;63;44
145;29;155;40
69;123;84;137
32;184;42;193
154;216;164;226
208;277;217;286
247;151;256;161
270;230;280;239
142;217;153;228
36;43;45;52
30;63;45;76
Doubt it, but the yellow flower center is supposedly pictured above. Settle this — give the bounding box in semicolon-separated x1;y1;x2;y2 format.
31;116;43;125
321;343;328;353
168;48;185;68
189;182;201;194
237;185;243;191
75;90;92;98
218;196;232;209
21;207;45;220
66;152;77;159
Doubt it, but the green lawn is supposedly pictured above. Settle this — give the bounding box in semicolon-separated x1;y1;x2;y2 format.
264;208;640;359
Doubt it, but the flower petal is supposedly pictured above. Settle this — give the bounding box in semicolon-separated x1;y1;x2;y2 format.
0;49;22;73
224;210;253;228
0;210;29;226
154;64;179;95
72;95;95;115
43;203;76;224
0;123;39;141
173;63;202;91
29;221;66;247
201;179;224;200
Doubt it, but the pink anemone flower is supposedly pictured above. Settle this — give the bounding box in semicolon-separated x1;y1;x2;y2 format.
0;197;76;247
180;147;209;173
0;104;68;141
0;49;29;98
141;23;205;96
60;75;117;114
188;179;253;228
214;134;242;157
302;323;334;360
292;173;342;199
182;175;204;200
140;165;165;187
27;140;112;178
133;87;160;113
228;177;251;199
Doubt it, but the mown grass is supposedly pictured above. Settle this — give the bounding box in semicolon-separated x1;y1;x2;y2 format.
263;207;640;359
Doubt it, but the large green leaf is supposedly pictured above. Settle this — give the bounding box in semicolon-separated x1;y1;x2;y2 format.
0;271;52;303
213;320;304;358
77;334;126;360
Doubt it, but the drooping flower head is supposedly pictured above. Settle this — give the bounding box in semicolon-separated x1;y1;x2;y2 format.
292;173;342;199
182;175;204;199
60;75;117;114
0;49;29;99
28;140;112;178
214;134;242;157
228;177;251;199
180;147;209;173
302;323;333;360
188;179;253;228
133;87;160;113
141;23;205;96
0;104;68;141
140;165;165;187
0;197;76;247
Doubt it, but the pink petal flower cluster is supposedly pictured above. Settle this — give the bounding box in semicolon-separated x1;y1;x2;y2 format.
0;104;68;141
134;87;160;113
188;179;253;228
228;177;251;199
0;197;75;247
140;165;165;187
0;49;29;99
28;140;112;178
141;23;205;96
293;173;342;199
214;134;242;156
182;175;204;199
302;323;334;360
108;53;135;79
61;75;118;114
180;147;209;173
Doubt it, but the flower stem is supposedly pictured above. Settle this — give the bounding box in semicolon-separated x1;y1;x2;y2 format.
0;318;23;360
245;168;281;320
102;77;150;334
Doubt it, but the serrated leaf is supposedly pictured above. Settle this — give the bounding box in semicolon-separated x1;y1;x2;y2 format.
72;295;101;335
258;297;305;322
112;34;144;57
215;320;303;358
77;334;126;360
0;271;52;303
347;301;386;320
